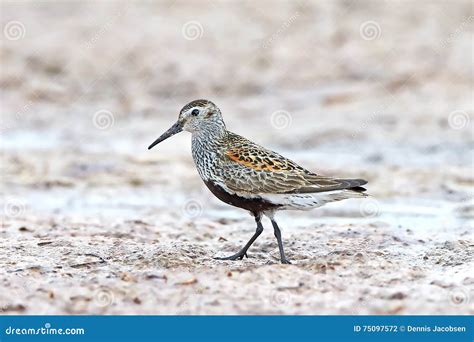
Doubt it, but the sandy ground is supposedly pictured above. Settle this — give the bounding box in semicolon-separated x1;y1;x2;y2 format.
1;0;473;315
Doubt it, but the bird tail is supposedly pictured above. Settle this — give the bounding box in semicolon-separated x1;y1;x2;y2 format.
328;188;368;201
338;178;368;199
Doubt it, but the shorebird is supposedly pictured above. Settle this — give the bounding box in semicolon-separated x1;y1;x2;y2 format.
148;99;367;264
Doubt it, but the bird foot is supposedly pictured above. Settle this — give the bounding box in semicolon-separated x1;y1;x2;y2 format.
281;258;292;265
214;251;248;261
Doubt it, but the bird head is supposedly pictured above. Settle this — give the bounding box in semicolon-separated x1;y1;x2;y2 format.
148;99;224;150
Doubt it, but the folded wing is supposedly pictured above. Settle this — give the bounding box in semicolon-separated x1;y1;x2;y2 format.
222;133;367;195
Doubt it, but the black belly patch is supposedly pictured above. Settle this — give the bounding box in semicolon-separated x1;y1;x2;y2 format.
203;180;281;214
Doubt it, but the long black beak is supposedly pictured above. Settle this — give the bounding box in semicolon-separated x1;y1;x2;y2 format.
148;121;183;150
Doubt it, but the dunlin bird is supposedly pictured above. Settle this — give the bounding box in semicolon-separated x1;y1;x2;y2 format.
148;99;367;264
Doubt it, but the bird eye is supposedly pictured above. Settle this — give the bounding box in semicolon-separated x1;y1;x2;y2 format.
191;109;200;116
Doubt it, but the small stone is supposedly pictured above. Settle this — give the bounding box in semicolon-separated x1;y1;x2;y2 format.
176;277;198;285
430;280;452;288
462;277;474;286
388;292;407;300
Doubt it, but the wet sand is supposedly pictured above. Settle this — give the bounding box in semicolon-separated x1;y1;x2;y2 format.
1;0;473;314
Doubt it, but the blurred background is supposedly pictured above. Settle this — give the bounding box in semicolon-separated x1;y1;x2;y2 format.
1;0;473;315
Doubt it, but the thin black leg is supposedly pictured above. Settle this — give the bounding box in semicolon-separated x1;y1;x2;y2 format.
215;214;264;261
271;219;291;264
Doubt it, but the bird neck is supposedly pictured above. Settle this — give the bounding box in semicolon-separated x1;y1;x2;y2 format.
192;121;227;148
191;123;228;181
